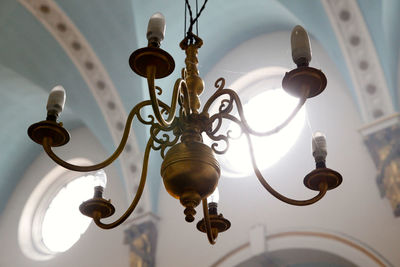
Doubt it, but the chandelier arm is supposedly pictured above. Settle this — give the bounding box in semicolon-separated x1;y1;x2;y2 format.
244;131;328;206
42;100;153;172
202;198;216;245
206;130;231;155
206;114;328;205
205;87;307;137
201;78;227;114
234;92;307;137
92;134;154;229
147;65;184;127
149;120;181;158
149;118;178;144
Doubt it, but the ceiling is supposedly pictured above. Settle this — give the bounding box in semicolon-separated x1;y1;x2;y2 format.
0;0;398;216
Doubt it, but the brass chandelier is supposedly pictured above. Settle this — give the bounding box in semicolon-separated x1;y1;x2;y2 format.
28;0;342;245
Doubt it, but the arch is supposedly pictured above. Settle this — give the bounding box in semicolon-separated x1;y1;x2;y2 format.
210;230;393;267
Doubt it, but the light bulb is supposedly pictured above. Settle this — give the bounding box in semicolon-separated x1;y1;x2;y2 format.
207;187;219;204
93;169;107;189
312;131;327;163
147;12;166;46
291;25;312;66
46;85;66;117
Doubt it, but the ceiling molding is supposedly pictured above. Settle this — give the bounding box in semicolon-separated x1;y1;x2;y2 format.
322;0;395;123
17;0;150;212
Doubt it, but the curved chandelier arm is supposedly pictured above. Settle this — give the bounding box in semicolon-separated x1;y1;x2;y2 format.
206;114;327;205
245;131;328;206
202;198;217;245
201;78;229;114
42;100;156;172
92;135;154;229
203;78;308;137
147;65;185;127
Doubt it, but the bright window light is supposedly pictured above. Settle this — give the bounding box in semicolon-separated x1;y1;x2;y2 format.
41;170;106;252
221;88;305;178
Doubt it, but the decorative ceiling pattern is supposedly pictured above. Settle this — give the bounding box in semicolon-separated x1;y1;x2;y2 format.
322;0;395;123
17;0;149;212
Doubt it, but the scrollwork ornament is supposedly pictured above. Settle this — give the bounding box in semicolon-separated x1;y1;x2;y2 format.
149;119;180;158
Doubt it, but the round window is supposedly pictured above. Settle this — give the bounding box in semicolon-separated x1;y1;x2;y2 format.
19;158;106;260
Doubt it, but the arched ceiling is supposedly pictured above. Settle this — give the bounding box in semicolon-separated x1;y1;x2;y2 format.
0;0;398;215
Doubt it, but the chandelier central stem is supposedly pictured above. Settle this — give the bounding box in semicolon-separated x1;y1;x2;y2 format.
180;34;204;115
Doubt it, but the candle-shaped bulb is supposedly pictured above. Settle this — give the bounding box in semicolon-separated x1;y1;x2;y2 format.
147;12;166;46
46;85;66;118
93;169;107;189
207;187;219;204
312;132;327;164
291;25;312;66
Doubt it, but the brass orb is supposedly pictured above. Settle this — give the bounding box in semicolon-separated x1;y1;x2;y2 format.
161;142;220;217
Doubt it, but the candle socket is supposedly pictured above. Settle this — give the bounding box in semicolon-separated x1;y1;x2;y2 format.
208;202;218;215
46;110;58;122
316;161;326;169
94;186;104;198
148;38;161;48
295;57;309;68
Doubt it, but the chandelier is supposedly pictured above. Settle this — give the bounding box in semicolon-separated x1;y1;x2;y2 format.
28;0;342;245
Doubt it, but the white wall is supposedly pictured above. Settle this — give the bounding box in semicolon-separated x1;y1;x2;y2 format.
155;32;400;266
0;127;130;267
